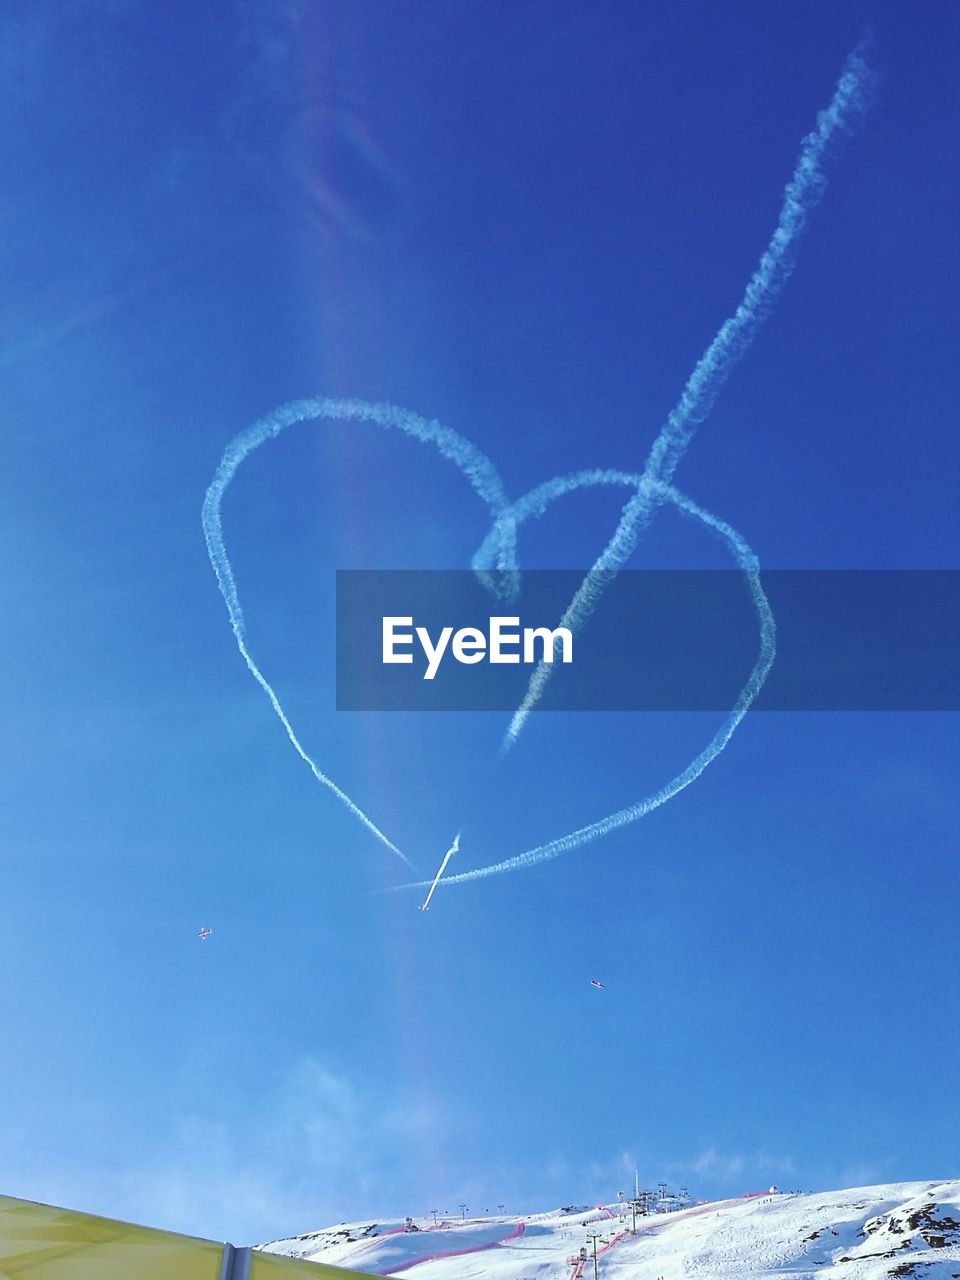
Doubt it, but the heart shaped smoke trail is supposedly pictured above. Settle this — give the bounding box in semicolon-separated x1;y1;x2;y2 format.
203;43;875;893
496;43;876;748
405;42;875;893
202;398;516;872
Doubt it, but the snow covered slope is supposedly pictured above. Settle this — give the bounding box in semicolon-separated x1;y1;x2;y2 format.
259;1182;960;1279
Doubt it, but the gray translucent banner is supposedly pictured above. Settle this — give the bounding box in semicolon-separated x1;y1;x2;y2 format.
335;570;959;712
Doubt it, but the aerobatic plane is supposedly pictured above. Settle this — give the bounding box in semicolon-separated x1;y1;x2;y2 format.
197;927;213;941
590;978;604;989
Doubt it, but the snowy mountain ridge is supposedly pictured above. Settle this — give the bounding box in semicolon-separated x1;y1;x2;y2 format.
260;1180;960;1279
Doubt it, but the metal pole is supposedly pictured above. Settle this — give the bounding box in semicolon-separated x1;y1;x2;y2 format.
219;1246;251;1280
587;1233;603;1280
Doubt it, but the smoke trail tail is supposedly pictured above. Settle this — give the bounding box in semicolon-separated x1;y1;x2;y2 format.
500;44;875;746
419;832;461;911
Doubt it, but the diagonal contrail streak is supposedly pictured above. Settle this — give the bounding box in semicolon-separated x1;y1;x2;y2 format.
418;832;461;911
499;45;875;749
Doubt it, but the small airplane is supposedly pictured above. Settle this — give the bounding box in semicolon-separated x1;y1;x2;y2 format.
590;978;604;989
197;927;214;941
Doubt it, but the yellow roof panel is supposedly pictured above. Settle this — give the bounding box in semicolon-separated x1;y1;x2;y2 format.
0;1196;382;1280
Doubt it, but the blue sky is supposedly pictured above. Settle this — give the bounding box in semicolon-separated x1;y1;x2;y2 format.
1;0;958;1246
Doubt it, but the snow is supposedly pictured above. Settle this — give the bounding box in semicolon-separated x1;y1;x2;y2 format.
259;1181;960;1279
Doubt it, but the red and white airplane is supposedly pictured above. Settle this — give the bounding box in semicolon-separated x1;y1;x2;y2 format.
197;927;214;941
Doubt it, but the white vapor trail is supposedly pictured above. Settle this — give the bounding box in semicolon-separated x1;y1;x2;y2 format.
499;45;875;748
408;478;776;888
418;832;461;911
202;398;514;870
205;45;875;898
